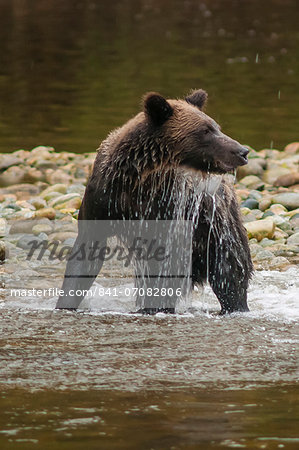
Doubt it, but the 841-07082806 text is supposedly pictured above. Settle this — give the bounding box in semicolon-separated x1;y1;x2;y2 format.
9;287;183;298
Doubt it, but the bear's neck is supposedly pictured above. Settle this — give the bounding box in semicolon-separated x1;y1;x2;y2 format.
108;135;177;183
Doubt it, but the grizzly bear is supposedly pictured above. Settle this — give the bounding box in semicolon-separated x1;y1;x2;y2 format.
56;89;253;314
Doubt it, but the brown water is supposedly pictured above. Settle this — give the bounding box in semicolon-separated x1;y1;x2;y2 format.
0;264;299;449
1;1;299;447
0;0;298;154
0;386;298;449
0;304;298;450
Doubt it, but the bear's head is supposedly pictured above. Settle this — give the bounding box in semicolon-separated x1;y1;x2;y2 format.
143;89;249;174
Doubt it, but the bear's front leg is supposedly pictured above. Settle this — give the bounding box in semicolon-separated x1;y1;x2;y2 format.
207;238;252;314
192;187;253;314
56;225;108;310
209;273;250;314
134;274;178;314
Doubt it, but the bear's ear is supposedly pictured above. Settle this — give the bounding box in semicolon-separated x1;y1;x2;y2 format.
185;89;208;110
143;92;173;126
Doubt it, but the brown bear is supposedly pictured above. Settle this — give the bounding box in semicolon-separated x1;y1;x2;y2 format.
56;89;253;314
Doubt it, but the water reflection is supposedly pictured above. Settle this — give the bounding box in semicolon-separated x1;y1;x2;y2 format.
0;0;298;153
0;386;298;449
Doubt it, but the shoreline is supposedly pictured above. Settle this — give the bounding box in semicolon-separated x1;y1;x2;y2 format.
1;143;299;273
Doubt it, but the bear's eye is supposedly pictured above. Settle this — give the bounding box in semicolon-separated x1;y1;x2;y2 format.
203;128;210;135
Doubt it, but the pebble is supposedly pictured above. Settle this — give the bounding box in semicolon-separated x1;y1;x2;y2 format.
40;183;67;197
63;237;76;246
9;219;36;234
1;183;41;199
42;191;64;202
237;158;265;179
0;241;6;261
14;268;41;279
289;214;299;229
268;256;290;269
284;142;299;154
241;198;259;209
67;184;86;196
34;208;56;220
45;168;73;185
0;143;298;272
13;149;30;159
272;245;299;257
53;220;76;233
274;172;299;187
0;218;7;237
16;234;45;250
258;148;280;159
249;243;262;258
14;209;36;219
262;210;274;219
287;232;299;245
48;231;78;242
26;146;54;163
0;166;26;187
35;159;58;170
15;200;36;210
244;218;275;241
29;197;47;210
25;167;46;183
258;197;272;211
59;208;78;216
254;249;274;261
273;229;288;240
32;223;54;235
37;232;49;241
240;207;251;216
49;193;81;208
0;154;22;171
263;167;290;185
55;197;81;211
271;214;287;227
248;190;262;200
271;193;299;210
276;220;292;232
259;238;276;248
239;175;264;190
269;203;287;215
252;209;263;219
286;209;299;218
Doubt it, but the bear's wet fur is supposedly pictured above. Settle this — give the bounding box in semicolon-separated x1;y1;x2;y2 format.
56;89;253;314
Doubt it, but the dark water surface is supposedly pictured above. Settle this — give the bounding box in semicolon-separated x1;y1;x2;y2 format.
0;385;298;449
0;0;298;154
0;302;298;449
1;1;299;448
0;265;299;448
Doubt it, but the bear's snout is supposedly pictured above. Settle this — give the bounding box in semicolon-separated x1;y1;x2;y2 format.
237;146;249;164
237;146;249;165
229;143;249;167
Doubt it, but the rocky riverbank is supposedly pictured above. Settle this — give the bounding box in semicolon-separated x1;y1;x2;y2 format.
0;143;299;272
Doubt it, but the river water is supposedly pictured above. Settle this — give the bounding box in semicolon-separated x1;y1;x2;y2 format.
0;266;298;449
0;0;298;153
1;0;299;447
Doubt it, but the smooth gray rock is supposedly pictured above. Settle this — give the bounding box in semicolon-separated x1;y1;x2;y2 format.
272;193;299;210
287;232;299;245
